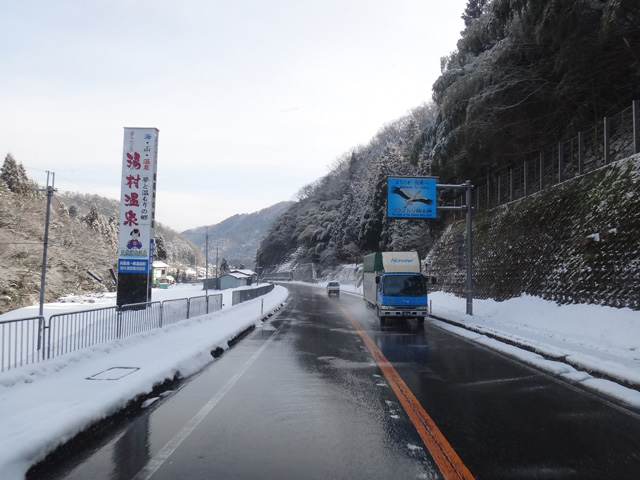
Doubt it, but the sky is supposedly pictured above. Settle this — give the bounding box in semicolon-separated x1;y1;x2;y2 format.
1;0;468;231
1;283;640;478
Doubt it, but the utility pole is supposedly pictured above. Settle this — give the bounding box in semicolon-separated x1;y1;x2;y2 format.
39;172;56;316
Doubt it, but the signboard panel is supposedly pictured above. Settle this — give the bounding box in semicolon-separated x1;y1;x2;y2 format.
387;176;437;218
117;128;159;274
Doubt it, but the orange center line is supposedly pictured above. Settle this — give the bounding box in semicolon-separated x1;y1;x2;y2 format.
334;302;475;480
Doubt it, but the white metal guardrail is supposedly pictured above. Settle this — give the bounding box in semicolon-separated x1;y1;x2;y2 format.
1;316;44;372
1;284;271;372
232;284;275;306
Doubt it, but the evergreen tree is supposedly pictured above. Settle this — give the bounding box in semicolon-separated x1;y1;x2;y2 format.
219;258;229;274
155;235;167;260
461;0;488;28
1;153;32;195
85;205;100;228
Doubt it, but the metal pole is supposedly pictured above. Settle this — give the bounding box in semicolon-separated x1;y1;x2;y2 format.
509;168;514;202
578;132;584;175
633;100;640;155
487;176;490;209
558;141;564;183
39;172;55;317
465;180;473;316
604;116;611;165
205;227;209;311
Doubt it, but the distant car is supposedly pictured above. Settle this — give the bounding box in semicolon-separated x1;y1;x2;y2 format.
326;281;340;296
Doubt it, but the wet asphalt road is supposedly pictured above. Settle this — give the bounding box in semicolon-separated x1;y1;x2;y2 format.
30;284;640;479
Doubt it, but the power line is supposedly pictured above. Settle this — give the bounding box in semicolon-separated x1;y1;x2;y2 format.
24;166;119;200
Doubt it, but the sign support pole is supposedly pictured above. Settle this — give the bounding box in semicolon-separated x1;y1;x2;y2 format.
436;181;474;315
465;180;473;315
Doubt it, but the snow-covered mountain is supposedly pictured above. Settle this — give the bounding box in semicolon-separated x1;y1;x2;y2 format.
181;201;294;269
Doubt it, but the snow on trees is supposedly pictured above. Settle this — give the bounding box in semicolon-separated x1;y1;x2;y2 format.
256;105;442;272
1;153;34;195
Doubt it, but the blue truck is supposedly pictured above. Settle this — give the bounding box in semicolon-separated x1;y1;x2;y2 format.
362;251;429;324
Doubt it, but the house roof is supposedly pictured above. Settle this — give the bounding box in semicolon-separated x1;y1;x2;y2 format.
229;269;255;276
223;272;251;280
153;261;170;268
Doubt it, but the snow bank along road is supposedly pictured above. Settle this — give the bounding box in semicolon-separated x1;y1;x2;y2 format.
22;283;640;480
0;284;289;479
1;282;639;478
427;291;640;410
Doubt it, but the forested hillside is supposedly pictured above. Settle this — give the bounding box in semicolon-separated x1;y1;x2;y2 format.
429;0;640;181
182;201;294;269
0;154;204;314
257;0;640;276
257;104;443;274
55;190;204;268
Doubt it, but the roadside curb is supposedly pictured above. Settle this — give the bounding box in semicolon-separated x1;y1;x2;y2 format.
428;313;640;403
25;297;289;478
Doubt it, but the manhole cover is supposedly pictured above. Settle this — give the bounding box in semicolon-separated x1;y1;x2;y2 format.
87;367;140;380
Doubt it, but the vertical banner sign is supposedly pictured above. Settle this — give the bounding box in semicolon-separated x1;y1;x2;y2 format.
387;176;437;218
118;128;159;275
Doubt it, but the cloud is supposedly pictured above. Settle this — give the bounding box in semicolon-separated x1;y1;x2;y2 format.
2;0;468;231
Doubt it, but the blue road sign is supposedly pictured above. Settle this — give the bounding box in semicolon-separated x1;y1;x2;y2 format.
387;176;437;218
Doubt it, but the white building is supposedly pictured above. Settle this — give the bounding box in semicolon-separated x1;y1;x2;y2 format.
219;269;257;290
152;261;170;285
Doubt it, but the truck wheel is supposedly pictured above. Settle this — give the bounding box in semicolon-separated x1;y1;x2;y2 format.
417;317;425;325
379;317;385;325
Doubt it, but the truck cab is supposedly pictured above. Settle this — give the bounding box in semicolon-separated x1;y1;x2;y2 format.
363;252;429;324
375;273;428;323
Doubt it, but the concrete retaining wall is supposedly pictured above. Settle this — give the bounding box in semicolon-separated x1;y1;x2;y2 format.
425;155;640;310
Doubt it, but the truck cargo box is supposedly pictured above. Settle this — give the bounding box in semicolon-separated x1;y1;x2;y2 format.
363;251;421;273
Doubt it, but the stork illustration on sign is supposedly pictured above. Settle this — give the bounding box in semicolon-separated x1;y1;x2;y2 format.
391;186;433;208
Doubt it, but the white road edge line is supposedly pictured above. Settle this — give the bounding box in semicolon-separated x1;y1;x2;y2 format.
132;316;286;480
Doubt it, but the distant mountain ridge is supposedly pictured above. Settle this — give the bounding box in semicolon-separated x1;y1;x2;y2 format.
181;201;293;269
